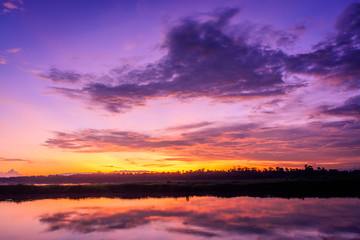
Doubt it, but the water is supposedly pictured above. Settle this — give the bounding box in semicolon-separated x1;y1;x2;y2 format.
0;197;359;240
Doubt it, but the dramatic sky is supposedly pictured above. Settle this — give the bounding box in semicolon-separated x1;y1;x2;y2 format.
1;0;359;176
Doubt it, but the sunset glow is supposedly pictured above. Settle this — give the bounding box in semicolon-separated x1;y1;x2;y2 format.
1;0;359;176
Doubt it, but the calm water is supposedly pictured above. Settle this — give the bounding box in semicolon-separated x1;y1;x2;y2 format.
0;197;359;240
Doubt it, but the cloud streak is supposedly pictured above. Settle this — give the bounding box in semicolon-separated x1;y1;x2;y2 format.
0;57;6;64
40;68;83;84
6;48;21;53
285;3;360;89
44;120;360;165
1;0;23;14
322;95;360;118
0;157;31;163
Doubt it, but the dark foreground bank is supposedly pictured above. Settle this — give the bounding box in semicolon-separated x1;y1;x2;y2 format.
1;177;360;202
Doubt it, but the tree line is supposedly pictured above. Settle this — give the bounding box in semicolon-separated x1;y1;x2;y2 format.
0;165;359;184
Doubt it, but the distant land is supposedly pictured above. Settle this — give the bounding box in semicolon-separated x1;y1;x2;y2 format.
0;166;359;202
1;165;359;184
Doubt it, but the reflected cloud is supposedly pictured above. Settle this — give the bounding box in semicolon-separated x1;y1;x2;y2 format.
40;209;193;233
38;197;360;239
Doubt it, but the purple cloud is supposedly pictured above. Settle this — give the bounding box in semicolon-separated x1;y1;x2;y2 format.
322;95;360;118
44;129;193;152
285;3;360;89
45;3;360;113
38;199;360;239
166;122;214;131
48;8;304;113
1;0;23;14
41;68;83;84
44;120;360;164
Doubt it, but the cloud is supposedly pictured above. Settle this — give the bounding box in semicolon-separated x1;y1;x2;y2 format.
6;48;21;53
322;95;360;118
39;3;360;168
0;157;30;162
44;3;360;113
40;68;83;84
0;56;6;64
3;2;17;9
1;0;23;14
285;3;360;89
231;21;304;49
44;129;193;152
48;8;304;113
38;198;360;239
44;120;360;165
167;227;218;237
166;121;214;131
40;209;193;233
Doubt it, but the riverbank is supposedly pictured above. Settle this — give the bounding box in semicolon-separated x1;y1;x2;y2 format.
1;177;359;202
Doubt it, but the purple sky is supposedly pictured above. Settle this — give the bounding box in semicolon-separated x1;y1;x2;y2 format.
0;0;359;175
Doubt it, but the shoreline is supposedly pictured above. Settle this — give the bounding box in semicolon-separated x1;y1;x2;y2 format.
1;177;359;202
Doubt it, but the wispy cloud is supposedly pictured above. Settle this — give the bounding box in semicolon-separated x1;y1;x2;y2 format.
166;122;214;131
322;95;360;118
0;56;6;64
40;68;84;84
3;2;17;9
1;0;23;14
6;48;21;53
0;157;32;163
44;120;360;165
286;3;360;89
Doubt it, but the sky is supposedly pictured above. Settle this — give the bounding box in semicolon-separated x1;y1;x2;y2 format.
0;0;359;176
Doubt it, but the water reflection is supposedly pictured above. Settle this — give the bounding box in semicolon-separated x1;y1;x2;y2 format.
1;197;360;239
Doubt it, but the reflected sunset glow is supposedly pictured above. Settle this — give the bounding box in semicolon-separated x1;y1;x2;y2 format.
0;197;360;239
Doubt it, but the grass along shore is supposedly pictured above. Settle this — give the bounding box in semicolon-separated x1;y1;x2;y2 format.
1;177;359;202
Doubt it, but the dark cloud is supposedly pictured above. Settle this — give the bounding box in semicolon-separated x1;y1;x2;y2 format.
48;8;304;113
323;95;360;117
41;4;360;113
41;68;83;84
286;3;360;89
